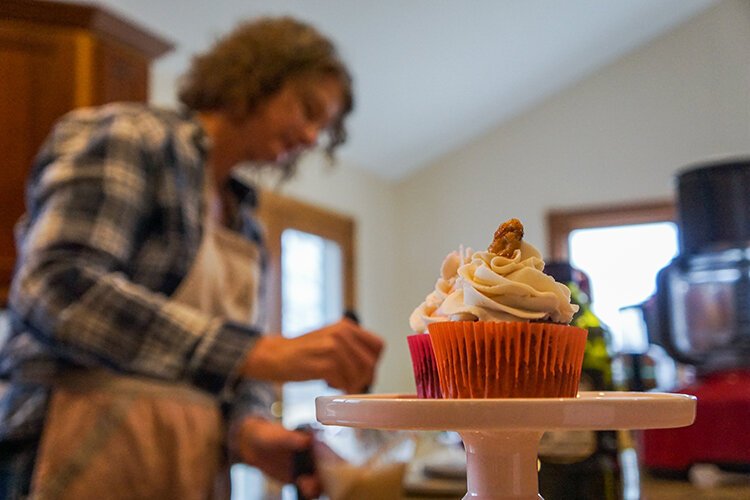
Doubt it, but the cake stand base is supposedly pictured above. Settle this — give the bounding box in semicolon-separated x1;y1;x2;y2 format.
460;430;542;499
316;392;696;500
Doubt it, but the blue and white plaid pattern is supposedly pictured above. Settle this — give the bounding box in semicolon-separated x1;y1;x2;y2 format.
0;103;264;441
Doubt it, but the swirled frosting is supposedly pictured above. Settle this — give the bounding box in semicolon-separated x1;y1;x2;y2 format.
408;247;472;333
410;229;578;332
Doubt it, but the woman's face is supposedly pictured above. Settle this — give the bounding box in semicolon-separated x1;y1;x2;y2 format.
235;74;346;165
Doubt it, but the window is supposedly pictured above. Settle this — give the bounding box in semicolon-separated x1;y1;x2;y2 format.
547;200;677;352
280;228;343;429
547;200;675;261
568;222;678;352
256;190;355;335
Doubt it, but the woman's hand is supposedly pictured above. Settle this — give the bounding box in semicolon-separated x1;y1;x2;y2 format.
241;318;384;393
229;416;320;498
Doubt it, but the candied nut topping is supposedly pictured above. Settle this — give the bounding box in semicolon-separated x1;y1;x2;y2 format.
488;218;524;257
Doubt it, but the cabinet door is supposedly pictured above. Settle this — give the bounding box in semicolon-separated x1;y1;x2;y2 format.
0;22;78;302
93;37;150;104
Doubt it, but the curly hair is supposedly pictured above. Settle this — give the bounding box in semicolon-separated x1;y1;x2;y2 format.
178;17;354;161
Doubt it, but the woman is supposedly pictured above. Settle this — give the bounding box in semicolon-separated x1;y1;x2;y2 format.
0;16;383;499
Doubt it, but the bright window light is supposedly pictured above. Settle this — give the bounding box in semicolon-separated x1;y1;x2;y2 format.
281;229;343;429
569;222;678;353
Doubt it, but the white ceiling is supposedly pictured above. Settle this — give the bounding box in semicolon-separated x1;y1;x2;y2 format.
74;0;718;180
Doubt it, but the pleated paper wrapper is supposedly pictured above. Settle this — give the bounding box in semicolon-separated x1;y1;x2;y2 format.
406;334;443;398
427;321;587;398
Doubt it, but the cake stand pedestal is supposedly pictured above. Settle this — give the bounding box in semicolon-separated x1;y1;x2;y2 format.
316;391;696;500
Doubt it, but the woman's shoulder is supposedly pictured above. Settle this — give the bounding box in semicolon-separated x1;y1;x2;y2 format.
58;103;191;135
51;103;206;158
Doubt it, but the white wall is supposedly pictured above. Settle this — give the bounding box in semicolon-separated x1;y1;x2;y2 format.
391;0;750;365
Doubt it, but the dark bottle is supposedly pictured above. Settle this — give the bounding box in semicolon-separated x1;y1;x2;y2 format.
537;263;624;500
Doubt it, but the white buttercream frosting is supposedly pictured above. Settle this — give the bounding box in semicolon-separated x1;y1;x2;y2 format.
408;247;472;333
410;240;578;333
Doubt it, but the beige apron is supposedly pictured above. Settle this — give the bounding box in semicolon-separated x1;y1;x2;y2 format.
31;191;263;500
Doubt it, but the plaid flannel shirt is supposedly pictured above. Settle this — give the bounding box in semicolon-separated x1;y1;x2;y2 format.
0;103;271;441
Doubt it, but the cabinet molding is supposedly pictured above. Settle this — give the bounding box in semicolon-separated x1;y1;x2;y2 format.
0;0;172;303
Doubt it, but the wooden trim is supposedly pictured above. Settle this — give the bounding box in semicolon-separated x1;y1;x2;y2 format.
0;263;11;305
0;0;173;57
257;190;356;335
73;31;94;107
546;199;676;261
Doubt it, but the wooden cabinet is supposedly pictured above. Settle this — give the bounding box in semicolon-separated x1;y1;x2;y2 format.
0;0;172;303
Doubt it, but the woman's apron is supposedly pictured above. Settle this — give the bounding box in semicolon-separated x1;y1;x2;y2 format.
30;192;263;500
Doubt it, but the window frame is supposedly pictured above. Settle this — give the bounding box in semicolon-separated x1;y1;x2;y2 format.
546;199;676;261
256;189;356;335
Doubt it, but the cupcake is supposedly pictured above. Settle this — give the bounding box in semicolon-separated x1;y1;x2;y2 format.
408;247;472;398
416;218;587;398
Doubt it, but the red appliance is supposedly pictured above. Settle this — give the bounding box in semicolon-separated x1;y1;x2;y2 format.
643;158;750;474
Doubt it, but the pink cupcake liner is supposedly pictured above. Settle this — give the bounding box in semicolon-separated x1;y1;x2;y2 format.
407;333;443;398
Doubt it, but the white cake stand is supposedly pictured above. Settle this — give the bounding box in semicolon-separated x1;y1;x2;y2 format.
316;391;696;500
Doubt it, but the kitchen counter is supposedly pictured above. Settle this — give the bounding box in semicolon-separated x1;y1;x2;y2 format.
639;472;750;499
404;478;750;500
402;434;750;499
403;473;750;499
